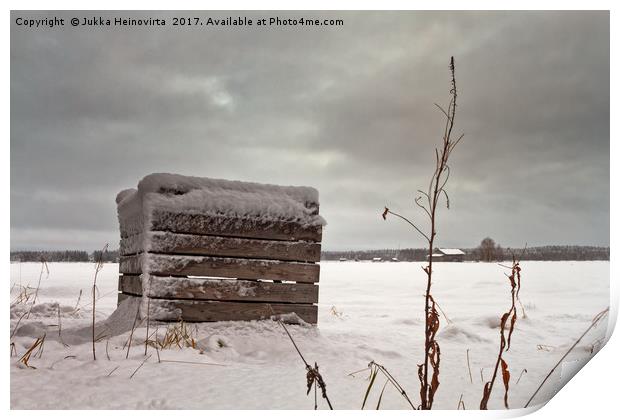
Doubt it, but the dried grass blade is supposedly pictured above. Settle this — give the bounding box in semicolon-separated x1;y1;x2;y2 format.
362;367;378;409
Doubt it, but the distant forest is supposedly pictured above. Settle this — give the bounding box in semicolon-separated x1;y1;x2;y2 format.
10;249;120;263
322;245;609;262
9;245;609;263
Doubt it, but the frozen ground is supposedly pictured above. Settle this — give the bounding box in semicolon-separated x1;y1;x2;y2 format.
10;261;610;410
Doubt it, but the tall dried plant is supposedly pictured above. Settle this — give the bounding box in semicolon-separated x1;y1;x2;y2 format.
383;56;462;410
479;257;522;409
92;243;108;360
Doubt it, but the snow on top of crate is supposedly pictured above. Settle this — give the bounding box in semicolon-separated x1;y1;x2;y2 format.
116;173;325;227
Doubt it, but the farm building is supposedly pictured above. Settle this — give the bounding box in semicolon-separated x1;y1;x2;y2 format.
429;248;466;262
116;173;325;324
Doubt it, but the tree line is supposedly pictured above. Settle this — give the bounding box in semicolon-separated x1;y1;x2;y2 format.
10;249;120;263
9;239;610;263
322;238;609;262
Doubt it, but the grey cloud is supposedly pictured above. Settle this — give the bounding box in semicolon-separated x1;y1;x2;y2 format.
10;11;609;251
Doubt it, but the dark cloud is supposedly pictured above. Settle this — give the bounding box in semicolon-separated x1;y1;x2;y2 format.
11;11;609;251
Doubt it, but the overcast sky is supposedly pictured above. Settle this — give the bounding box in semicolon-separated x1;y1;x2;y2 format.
11;11;609;251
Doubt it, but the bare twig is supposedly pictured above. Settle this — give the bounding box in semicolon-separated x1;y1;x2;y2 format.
73;289;83;314
10;312;27;339
466;349;473;384
144;276;152;356
26;258;49;319
125;304;141;358
348;366;371;377
107;366;119;377
516;368;527;385
129;354;152;379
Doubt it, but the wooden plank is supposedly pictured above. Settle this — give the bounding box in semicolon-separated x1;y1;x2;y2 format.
118;275;143;295
149;299;317;324
119;275;319;304
120;231;321;262
120;254;320;283
149;209;322;242
119;254;143;274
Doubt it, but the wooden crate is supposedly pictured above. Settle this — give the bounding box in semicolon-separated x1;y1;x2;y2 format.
116;174;323;324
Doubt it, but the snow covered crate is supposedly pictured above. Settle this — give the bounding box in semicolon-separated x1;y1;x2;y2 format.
115;173;325;324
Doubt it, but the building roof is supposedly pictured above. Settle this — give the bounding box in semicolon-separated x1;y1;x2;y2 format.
438;248;465;255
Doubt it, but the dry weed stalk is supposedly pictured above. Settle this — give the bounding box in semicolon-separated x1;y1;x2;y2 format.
361;361;417;410
524;307;609;408
11;312;27;340
382;57;462;410
268;306;333;410
11;285;36;306
107;366;120;377
466;348;473;384
479;257;522;409
18;334;46;368
130;354;151;379
92;243;108;360
25;257;49;318
125;304;141;358
143;276;155;356
56;304;68;347
73;289;83;313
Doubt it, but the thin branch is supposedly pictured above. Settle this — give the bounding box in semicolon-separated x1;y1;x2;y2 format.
383;209;430;242
434;103;450;119
125;304;141;358
415;196;433;219
129;354;151;379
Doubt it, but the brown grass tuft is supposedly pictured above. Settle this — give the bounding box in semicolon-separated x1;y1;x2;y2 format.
18;334;46;369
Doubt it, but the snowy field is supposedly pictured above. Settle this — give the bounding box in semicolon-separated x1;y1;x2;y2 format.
10;260;610;410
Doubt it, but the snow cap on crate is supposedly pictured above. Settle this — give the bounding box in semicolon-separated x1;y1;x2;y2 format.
116;173;325;227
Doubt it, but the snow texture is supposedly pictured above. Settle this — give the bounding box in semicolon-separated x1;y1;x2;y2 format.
10;261;610;409
116;173;325;234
